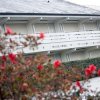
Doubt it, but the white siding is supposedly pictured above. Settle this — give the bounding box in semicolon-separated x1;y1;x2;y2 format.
50;53;62;63
78;22;85;31
54;23;62;32
48;23;55;33
5;21;100;62
6;23;28;34
63;23;79;32
0;25;5;34
89;49;100;59
60;49;100;62
69;51;86;61
84;22;97;31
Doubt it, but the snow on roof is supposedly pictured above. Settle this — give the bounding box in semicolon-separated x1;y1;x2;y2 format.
0;0;100;15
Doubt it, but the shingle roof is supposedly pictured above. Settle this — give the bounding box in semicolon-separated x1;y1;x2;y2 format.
0;0;100;14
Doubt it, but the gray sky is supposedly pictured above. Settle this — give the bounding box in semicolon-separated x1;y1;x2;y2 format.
65;0;100;6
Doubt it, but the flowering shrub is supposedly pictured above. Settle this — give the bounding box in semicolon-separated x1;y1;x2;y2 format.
0;27;100;99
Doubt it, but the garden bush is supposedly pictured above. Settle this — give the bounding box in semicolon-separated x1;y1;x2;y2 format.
63;57;100;69
0;26;100;100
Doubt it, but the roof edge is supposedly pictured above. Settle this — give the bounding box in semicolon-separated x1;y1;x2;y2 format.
0;13;100;16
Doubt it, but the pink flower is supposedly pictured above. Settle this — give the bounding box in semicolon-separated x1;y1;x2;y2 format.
37;65;44;71
88;64;96;73
39;32;45;39
8;53;16;64
85;67;91;76
5;26;13;35
53;60;61;68
85;64;96;76
97;69;100;76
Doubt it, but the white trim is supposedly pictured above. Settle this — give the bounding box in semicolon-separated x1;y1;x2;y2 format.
32;24;36;33
0;15;100;18
47;23;50;33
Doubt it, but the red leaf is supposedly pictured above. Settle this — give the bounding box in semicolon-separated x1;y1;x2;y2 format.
76;81;81;87
76;81;83;91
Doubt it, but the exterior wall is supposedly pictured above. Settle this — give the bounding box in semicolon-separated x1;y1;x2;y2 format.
89;49;100;59
4;20;100;62
5;21;98;34
0;25;5;34
33;23;55;33
57;22;98;32
84;22;97;31
5;23;28;34
60;49;100;62
67;51;86;61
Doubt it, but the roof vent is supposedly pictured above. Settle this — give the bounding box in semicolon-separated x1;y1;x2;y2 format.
40;19;48;21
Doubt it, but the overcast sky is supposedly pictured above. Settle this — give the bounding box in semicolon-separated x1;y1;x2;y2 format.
65;0;100;6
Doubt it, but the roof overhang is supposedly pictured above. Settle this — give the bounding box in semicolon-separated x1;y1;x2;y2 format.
0;13;100;17
1;13;100;24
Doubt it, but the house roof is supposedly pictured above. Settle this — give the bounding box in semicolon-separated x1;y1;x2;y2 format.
0;0;100;15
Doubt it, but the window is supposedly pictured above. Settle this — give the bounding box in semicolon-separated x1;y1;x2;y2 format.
84;22;97;31
33;23;55;33
5;24;28;34
63;23;79;32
